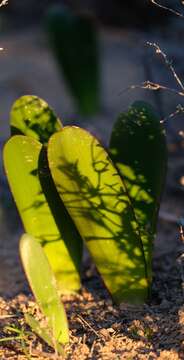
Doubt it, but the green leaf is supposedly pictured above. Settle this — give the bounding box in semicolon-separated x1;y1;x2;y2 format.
20;234;69;345
3;135;82;293
10;95;62;144
38;146;83;292
46;5;100;115
48;126;148;304
109;101;167;282
24;314;64;355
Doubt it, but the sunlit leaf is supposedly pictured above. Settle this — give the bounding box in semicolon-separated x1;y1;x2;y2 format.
10;95;62;144
20;234;69;345
48;126;149;304
3;135;82;293
25;314;64;355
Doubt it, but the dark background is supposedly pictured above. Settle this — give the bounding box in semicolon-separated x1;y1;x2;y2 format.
0;0;176;30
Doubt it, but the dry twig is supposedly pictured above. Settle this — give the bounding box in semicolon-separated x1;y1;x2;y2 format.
77;315;102;339
150;0;184;18
120;44;184;124
0;315;18;319
0;0;8;51
120;2;184;124
147;42;184;92
0;0;8;8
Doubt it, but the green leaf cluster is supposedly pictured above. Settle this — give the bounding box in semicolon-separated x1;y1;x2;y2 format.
3;95;167;348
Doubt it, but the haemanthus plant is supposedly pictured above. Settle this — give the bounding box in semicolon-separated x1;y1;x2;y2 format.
3;95;167;349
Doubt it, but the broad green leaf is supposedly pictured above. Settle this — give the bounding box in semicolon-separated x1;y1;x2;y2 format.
109;101;167;282
46;5;100;115
10;95;62;144
38;145;83;292
25;314;64;355
20;234;69;344
48;126;148;304
3;135;82;293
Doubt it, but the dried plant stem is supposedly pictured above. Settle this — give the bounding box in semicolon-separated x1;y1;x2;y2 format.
142;51;164;119
145;40;184;123
120;41;184;124
0;0;8;51
0;315;17;319
0;0;8;7
150;0;184;293
150;0;184;18
180;225;184;242
121;81;184;98
147;42;184;92
77;315;102;339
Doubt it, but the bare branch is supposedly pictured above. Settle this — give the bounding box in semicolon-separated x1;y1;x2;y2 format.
0;0;8;7
147;42;184;92
160;104;184;124
119;1;184;126
150;0;184;18
119;80;184;125
0;0;8;51
119;81;184;98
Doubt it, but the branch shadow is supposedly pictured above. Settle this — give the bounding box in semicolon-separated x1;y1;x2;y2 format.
10;96;61;143
53;136;149;302
19;144;83;285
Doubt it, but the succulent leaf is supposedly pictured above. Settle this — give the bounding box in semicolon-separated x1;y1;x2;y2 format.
3;135;82;293
25;314;64;355
109;101;167;282
10;95;62;144
48;126;149;304
20;233;69;345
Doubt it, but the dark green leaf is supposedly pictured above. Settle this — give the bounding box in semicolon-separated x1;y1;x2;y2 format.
109;101;167;282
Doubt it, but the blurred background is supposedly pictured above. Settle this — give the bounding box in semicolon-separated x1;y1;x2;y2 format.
0;0;183;139
0;0;184;296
